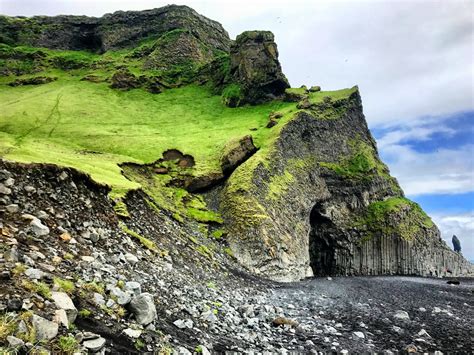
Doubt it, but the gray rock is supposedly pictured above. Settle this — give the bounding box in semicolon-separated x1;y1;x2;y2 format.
93;292;105;306
353;331;365;339
110;287;132;305
25;268;44;280
83;336;106;352
24;185;36;193
201;310;218;323
7;298;23;312
6;204;19;213
32;315;59;341
0;183;12;195
51;292;77;323
7;335;25;348
124;252;139;265
125;281;141;296
4;177;14;187
129;293;156;325
393;310;410;320
30;218;49;236
174;347;192;355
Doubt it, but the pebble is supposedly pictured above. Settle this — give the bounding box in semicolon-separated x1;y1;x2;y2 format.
393;310;410;320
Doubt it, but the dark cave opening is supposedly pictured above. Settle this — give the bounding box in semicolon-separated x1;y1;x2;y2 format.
309;203;338;276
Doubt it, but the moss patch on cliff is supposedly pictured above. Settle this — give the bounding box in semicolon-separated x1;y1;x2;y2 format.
358;197;434;242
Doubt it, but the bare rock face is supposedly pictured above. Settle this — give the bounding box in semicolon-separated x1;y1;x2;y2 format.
219;88;473;281
227;31;290;105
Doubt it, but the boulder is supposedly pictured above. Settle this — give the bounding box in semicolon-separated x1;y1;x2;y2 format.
220;135;258;176
32;315;59;341
51;292;78;323
129;292;157;325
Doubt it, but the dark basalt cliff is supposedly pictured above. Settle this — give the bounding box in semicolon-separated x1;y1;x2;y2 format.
219;89;472;281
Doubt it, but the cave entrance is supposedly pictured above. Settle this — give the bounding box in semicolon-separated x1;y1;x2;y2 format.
309;203;339;276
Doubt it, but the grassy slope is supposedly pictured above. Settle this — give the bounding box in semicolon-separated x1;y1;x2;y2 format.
0;74;297;195
0;43;358;221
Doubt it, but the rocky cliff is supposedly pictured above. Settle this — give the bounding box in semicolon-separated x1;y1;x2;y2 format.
219;87;472;281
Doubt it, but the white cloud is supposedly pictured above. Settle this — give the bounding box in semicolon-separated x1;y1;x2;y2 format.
381;144;474;196
431;212;474;261
1;0;472;127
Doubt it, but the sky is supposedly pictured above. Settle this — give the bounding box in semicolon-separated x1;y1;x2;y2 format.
1;0;473;260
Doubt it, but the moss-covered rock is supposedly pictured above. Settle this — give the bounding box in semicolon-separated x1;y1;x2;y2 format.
227;30;290;106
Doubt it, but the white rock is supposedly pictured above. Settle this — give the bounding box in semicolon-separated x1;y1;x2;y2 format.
418;307;427;312
123;328;142;338
353;331;365;339
51;292;77;324
174;347;192;355
417;329;431;338
81;256;94;262
327;276;333;280
125;253;139;265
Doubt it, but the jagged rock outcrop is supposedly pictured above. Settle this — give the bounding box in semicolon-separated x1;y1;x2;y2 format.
224;31;290;106
219;88;473;281
0;5;230;53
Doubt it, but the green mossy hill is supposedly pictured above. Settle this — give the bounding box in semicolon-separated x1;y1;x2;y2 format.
357;197;434;242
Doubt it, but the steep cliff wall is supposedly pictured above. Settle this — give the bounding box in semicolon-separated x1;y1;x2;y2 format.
219;88;472;281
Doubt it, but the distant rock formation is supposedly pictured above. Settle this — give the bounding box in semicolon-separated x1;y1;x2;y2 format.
452;235;461;253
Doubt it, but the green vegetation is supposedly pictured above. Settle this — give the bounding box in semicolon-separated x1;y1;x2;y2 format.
82;281;105;295
54;277;75;294
267;170;295;201
319;140;391;180
0;314;17;342
21;280;51;299
120;222;158;252
221;83;243;106
78;309;92;318
211;229;225;240
56;335;79;354
357;197;434;242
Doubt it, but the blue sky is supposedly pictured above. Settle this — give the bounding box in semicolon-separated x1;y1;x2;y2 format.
373;111;473;260
2;0;473;259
